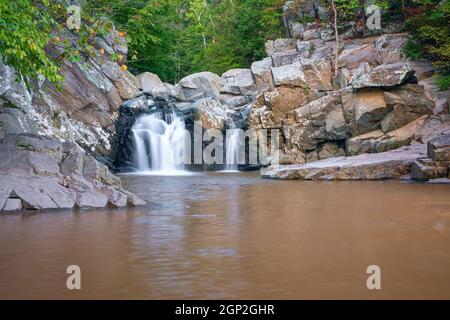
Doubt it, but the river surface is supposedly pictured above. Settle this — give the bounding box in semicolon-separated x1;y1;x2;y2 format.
0;172;450;299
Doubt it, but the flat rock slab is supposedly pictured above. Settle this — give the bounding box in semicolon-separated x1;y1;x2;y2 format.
262;144;427;180
1;175;75;211
76;190;109;209
2;198;22;211
0;185;13;211
426;178;450;184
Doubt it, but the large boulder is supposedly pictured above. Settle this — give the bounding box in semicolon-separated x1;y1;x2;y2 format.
381;84;434;132
2;198;22;212
111;69;140;100
419;115;450;143
174;72;221;102
265;38;297;56
100;186;128;208
352;62;415;89
284;92;347;151
337;37;380;70
353;88;389;134
220;69;257;96
296;41;313;59
375;33;409;64
0;136;61;177
301;58;333;91
411;158;449;181
251;58;274;90
192;98;233;130
136;72;172;98
347;116;427;156
60;142;85;175
76;189;109;209
83;155;122;188
271;49;303;67
0;107;37;135
419;76;450;114
428;134;450;161
220;94;251;109
271;62;307;87
4;176;75;210
264;86;318;124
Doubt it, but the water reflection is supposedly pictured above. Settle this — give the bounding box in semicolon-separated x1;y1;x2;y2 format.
0;173;450;299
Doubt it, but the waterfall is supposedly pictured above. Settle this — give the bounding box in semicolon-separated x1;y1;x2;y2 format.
132;112;187;174
224;129;241;172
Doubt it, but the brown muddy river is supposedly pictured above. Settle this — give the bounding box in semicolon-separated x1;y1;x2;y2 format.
0;172;450;299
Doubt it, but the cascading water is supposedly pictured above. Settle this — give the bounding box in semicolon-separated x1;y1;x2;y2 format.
224;129;241;172
132;112;187;174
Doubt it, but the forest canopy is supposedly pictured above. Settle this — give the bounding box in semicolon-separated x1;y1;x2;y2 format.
85;0;286;83
0;0;449;89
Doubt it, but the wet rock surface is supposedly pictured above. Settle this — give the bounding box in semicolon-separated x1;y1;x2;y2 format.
0;134;145;212
262;144;427;180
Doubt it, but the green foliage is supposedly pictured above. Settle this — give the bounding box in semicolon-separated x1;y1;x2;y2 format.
87;0;285;83
0;0;63;86
0;0;127;87
405;0;450;88
436;74;450;90
403;39;423;60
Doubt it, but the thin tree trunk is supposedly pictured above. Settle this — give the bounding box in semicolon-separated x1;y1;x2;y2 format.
331;0;339;77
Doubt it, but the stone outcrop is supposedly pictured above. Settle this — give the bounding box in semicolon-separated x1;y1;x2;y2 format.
0;133;145;212
353;88;389;135
347;116;427;156
262;144;427;180
173;72;222;102
282;92;346;151
239;7;449;179
251;58;274;90
0;27;142;158
0;23;149;212
221;69;257;96
411;134;450;181
381;85;434;132
352;62;415;89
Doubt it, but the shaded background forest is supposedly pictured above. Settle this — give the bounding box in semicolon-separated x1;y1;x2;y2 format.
0;0;449;88
89;0;286;83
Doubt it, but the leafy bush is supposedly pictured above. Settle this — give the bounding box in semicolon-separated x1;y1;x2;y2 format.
436;74;450;90
403;39;423;60
405;0;450;89
0;0;63;86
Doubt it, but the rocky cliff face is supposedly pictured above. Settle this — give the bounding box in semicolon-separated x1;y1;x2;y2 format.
248;31;450;163
0;27;140;160
247;7;449;180
0;26;145;212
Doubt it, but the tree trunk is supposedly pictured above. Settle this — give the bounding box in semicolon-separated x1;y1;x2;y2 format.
331;0;339;77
